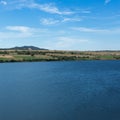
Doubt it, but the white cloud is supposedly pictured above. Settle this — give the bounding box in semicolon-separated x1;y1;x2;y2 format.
0;26;34;39
3;1;73;15
0;0;7;5
0;0;91;16
40;17;82;25
62;18;82;22
6;26;32;33
0;25;49;41
72;27;120;34
39;4;62;14
58;37;88;43
72;27;108;32
33;3;73;15
0;32;30;39
105;0;111;4
0;0;92;16
46;37;88;50
40;18;60;25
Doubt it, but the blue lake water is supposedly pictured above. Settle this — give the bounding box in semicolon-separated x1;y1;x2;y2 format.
0;60;120;120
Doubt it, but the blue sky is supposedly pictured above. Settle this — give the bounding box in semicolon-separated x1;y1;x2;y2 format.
0;0;120;50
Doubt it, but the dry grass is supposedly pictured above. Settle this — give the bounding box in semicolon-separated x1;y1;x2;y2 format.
0;50;120;62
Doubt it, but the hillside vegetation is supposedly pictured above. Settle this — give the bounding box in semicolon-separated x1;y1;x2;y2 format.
0;50;120;62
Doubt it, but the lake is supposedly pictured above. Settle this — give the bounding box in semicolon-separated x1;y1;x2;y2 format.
0;61;120;120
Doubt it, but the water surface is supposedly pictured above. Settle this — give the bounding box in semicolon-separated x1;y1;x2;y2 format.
0;61;120;120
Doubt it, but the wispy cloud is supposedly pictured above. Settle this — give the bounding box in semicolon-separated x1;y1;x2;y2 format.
72;27;120;34
31;3;73;15
45;37;89;50
40;17;82;25
1;25;48;39
0;0;92;17
0;25;89;50
81;10;91;14
72;27;109;33
40;18;60;25
75;8;91;14
6;26;32;33
0;0;7;5
62;17;82;22
105;0;111;4
1;26;35;39
1;0;73;15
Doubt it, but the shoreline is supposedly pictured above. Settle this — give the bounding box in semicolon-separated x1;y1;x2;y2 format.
0;50;120;63
0;60;120;65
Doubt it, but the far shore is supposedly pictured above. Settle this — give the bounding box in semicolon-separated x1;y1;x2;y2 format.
0;50;120;63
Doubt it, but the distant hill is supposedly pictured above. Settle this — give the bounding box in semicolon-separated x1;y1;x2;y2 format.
0;46;48;50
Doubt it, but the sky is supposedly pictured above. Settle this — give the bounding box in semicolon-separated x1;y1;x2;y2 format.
0;0;120;50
